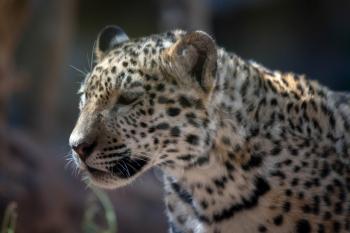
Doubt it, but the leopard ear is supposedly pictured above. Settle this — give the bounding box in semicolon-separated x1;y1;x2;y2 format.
95;25;129;61
165;31;217;93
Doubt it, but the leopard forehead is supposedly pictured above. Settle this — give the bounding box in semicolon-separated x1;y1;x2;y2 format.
79;30;186;108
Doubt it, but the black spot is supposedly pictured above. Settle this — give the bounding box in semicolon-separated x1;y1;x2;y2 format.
271;147;282;156
163;139;171;145
185;112;200;127
185;112;196;119
224;161;235;172
270;98;278;106
167;203;174;212
148;127;155;133
258;225;267;232
285;189;293;196
318;224;325;233
255;177;271;195
298;192;305;199
177;154;194;161
200;200;208;209
148;108;154;115
130;129;136;135
273;215;283;226
320;161;330;178
170;127;181;137
186;134;199;145
140;122;148;128
144;85;151;91
111;66;116;73
170;182;192;205
156;122;170;130
177;215;186;224
270;170;286;180
196;156;209;166
156;83;165;92
221;136;231;145
296;219;311;233
250;127;260;137
323;211;332;220
167;107;181;117
206;186;213;194
286;102;293;113
158;96;175;104
130;81;142;88
179;95;192;108
242;154;262;170
334;202;343;214
145;74;152;81
291;178;299;186
333;221;341;232
214;177;227;189
212;177;270;223
283;202;291;212
153;137;159;144
194;99;204;109
312;195;320;214
126;75;132;83
150;94;157;101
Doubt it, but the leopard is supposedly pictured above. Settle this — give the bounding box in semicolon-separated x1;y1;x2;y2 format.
69;25;350;233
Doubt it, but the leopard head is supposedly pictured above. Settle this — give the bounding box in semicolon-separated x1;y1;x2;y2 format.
69;26;218;188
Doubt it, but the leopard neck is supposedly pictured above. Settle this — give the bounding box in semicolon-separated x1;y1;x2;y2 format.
161;49;349;224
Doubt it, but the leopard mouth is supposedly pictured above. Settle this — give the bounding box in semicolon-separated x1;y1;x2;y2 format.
85;155;150;180
86;165;109;176
108;155;150;178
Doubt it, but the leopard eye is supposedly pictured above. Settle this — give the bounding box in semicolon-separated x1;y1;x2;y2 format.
118;94;137;106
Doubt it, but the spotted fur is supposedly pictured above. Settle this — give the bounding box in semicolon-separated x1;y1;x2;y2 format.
70;26;350;233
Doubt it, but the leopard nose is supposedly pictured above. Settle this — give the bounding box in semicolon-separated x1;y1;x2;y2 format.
72;141;97;161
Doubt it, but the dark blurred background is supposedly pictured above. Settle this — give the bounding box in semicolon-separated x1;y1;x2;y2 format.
0;0;349;232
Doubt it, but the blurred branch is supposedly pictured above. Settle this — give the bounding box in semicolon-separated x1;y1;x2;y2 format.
1;202;17;233
35;0;76;140
83;185;117;233
0;0;31;155
0;0;30;122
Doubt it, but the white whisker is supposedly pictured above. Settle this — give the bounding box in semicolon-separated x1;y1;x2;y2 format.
90;40;97;71
70;65;88;77
122;161;131;177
